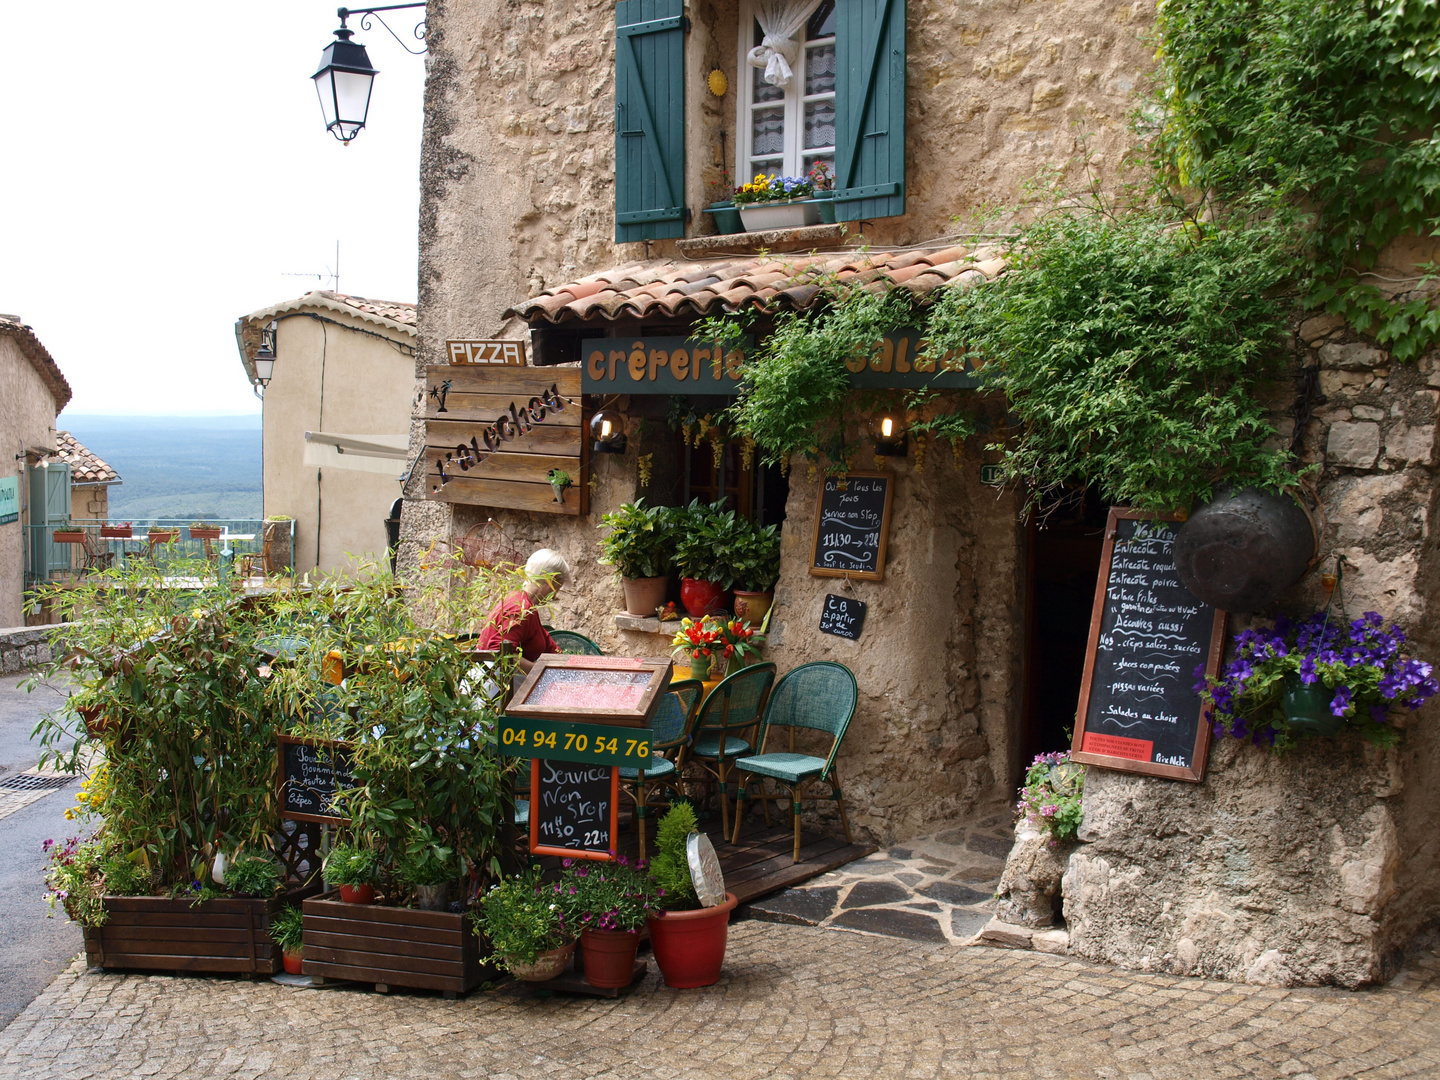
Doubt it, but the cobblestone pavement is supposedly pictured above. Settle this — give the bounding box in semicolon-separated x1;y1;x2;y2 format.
747;816;1012;945
4;921;1440;1080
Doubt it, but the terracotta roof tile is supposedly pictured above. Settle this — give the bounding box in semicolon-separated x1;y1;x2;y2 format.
52;432;120;485
505;246;1006;324
0;317;70;412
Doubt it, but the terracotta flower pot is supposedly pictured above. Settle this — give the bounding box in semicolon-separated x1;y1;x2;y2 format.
283;950;303;975
506;940;576;983
337;883;375;905
622;575;668;617
99;526;132;538
732;590;773;625
646;892;737;989
681;578;727;618
579;927;640;989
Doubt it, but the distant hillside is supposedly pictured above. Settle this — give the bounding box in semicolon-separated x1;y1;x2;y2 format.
59;415;262;522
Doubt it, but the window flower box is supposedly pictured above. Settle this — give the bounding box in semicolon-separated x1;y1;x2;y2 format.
99;524;133;539
52;529;85;544
738;199;823;232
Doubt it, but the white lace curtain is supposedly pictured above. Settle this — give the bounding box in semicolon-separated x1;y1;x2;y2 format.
746;0;825;87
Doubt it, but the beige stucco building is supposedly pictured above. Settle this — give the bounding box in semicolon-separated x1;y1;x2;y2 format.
0;316;71;628
395;0;1440;986
235;292;417;576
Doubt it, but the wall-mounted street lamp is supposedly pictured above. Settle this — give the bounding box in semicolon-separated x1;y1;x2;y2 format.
312;5;426;144
591;409;628;454
253;320;278;390
870;409;908;457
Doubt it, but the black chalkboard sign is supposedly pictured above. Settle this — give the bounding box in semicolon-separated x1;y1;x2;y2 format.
818;594;867;639
1071;510;1228;782
809;472;894;581
529;758;619;860
278;735;356;824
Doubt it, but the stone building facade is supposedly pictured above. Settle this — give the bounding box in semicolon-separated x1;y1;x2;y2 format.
401;0;1440;985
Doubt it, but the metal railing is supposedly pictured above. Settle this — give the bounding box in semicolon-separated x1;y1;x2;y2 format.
23;519;295;589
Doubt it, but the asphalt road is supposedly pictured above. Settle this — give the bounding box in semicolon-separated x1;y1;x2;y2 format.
0;674;83;1029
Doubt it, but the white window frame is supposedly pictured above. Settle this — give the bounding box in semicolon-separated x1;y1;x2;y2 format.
734;1;837;182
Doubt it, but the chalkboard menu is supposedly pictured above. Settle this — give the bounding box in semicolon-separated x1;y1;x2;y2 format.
278;736;356;823
529;758;618;860
1071;511;1227;782
809;472;894;581
818;594;867;640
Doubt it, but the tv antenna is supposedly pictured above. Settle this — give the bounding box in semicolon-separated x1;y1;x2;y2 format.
280;242;341;293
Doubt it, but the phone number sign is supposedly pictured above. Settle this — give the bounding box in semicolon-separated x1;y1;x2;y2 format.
498;717;653;768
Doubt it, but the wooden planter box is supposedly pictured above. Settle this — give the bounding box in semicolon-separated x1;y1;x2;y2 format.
82;885;320;975
302;892;488;996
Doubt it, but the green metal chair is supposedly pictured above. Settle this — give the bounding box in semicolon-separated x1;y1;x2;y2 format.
732;661;858;863
546;628;603;655
618;679;703;861
688;663;776;843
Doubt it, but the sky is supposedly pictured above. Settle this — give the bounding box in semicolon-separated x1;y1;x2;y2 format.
0;3;427;417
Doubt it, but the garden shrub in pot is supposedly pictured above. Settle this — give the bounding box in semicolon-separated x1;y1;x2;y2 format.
474;866;576;982
324;843;379;905
645;804;738;989
270;904;305;975
673;499;744;616
598;499;674;615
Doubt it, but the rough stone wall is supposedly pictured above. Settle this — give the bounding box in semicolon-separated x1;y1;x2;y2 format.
1063;276;1440;987
0;625;55;675
0;336;60;628
74;485;108;522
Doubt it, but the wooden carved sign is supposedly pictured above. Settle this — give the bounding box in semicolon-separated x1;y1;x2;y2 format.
1070;510;1228;782
423;365;586;516
446;340;525;366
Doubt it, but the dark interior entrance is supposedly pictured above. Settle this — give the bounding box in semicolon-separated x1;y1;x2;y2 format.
1021;487;1109;774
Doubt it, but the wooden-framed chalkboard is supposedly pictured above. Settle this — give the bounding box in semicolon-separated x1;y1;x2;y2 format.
529;758;619;861
278;735;356;824
809;472;894;581
1070;509;1228;782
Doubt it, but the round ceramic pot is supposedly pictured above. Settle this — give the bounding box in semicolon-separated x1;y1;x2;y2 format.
622;575;669;616
416;883;450;911
506;940;576;983
338;883;375;905
282;950;303;976
579;927;641;989
646;891;738;989
732;590;773;626
1282;674;1345;736
681;578;727;618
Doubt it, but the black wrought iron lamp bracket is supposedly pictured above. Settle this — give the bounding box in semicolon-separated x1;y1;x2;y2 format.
337;4;428;55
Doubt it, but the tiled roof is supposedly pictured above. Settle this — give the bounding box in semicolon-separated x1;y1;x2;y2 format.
315;291;417;327
0;316;71;412
235;290;417;385
506;246;1006;324
51;432;120;485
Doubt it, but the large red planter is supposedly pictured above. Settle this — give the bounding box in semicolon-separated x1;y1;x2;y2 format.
645;892;737;988
579;927;641;989
681;578;727;618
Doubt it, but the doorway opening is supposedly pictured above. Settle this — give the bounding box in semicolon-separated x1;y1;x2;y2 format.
1020;486;1109;777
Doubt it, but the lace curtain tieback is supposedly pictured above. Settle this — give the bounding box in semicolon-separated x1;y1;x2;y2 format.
746;0;825;87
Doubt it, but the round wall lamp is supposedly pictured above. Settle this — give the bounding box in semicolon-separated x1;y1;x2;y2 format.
870;409;908;456
591;409;628;453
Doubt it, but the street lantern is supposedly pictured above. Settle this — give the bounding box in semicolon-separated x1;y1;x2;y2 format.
312;23;379;144
253;321;278;388
590;409;628;454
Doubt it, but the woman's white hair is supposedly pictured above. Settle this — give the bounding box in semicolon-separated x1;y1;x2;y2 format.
524;548;571;586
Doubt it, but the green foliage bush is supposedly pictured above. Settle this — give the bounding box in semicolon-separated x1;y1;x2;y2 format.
323;843;378;887
42;835;150;928
474;867;572;967
649;803;698;910
224;854;281;897
269;904;304;954
597;499;673;580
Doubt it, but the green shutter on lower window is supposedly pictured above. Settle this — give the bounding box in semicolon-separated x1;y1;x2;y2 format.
614;0;687;243
833;0;906;222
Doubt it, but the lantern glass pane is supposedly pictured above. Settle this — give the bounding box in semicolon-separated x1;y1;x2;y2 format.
313;70;338;128
332;70;375;126
253;357;275;383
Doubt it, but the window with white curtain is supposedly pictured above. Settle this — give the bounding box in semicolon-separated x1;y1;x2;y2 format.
737;0;837;184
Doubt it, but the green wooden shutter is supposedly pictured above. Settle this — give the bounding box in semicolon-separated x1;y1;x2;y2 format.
614;0;687;243
833;0;906;221
27;462;70;579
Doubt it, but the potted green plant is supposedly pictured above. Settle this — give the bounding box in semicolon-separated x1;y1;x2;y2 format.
223;854;282;898
598;499;674;616
189;521;223;541
270;904;305;975
52;527;85;544
396;827;454;911
645;803;738;988
474;867;576;982
147;527;179;543
1197;611;1438;750
729;519;781;625
673;499;740;616
555;856;658;989
733;173;820;231
804;161;838;224
99;521;132;539
324;843;378;905
547;468;573;504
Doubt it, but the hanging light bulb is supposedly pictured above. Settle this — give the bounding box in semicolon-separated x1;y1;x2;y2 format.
590;409;627;453
870;408;908;457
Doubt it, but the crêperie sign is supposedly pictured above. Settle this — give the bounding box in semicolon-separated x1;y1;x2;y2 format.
809;472;894;581
278;736;356;824
530;759;617;858
1070;510;1228;782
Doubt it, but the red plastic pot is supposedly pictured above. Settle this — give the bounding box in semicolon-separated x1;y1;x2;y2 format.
283;950;303;975
680;578;727;618
579;927;640;989
645;891;737;988
337;883;375;905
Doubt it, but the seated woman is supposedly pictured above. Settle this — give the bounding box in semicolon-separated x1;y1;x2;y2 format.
476;548;571;674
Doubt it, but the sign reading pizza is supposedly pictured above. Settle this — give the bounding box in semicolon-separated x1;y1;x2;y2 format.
446;340;525;366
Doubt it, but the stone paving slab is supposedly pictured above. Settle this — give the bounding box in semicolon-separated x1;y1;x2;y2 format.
6;922;1439;1080
745;815;1011;945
